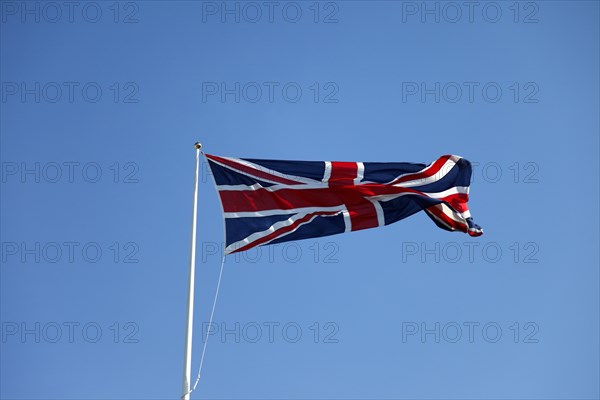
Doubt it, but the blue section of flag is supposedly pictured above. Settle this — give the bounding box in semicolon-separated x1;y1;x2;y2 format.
244;158;325;181
268;214;346;245
363;162;426;183
208;159;276;187
225;214;294;246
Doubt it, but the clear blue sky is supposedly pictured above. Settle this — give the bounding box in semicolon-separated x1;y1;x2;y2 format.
1;1;599;399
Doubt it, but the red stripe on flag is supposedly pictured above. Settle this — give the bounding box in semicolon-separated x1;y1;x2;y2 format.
392;155;452;185
219;188;345;212
439;193;470;214
329;162;358;186
218;184;425;213
426;205;468;233
347;202;379;231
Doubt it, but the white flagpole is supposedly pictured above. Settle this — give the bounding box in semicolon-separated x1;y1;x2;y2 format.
181;142;202;400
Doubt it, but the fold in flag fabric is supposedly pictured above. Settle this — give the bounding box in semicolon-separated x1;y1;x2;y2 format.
206;154;483;255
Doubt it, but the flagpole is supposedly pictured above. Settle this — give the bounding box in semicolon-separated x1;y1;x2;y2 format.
182;142;202;400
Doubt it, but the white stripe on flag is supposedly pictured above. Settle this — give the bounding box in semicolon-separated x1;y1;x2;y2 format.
342;209;352;232
354;162;364;185
393;158;457;188
225;212;333;254
323;161;332;184
369;199;385;227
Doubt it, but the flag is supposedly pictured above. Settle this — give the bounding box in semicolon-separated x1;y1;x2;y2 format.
205;154;483;254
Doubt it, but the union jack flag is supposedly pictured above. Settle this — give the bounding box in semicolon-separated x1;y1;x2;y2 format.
206;154;483;255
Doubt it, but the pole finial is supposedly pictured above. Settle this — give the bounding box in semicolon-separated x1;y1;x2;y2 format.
194;142;202;150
